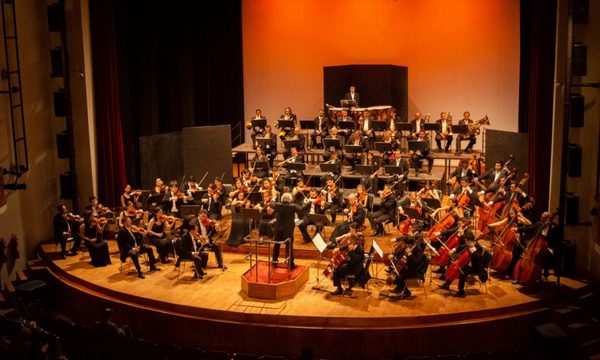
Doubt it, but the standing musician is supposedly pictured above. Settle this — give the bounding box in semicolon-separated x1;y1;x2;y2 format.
387;235;428;298
255;191;276;239
410;130;434;176
368;184;397;236
435;112;453;152
262;125;278;168
121;184;142;209
53;204;83;259
117;216;159;279
344;85;360;107
191;209;227;271
327;193;366;246
456;111;477;154
311;109;329;149
359;110;376;147
321;176;342;224
179;221;208;279
298;189;326;243
248;108;267;148
272;193;302;269
439;232;490;297
345;130;368;168
323;126;344;162
410;112;427;140
145;208;175;264
330;223;365;295
277;107;298;141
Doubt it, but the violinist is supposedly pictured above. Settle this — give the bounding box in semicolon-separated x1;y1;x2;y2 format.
85;196;112;218
323;126;343;162
117;216;159;279
191;209;227;270
252;146;270;179
80;211;111;267
344;130;368;167
228;179;248;202
368;184;397;237
431;217;473;279
255;191;276;239
118;200;144;228
226;190;251;247
262;125;278;167
145;208;175;264
321;176;342;224
121;184;142;209
292;179;310;205
183;176;203;201
311;108;329;149
270;169;285;195
515;211;560;284
299;189;326;243
249;108;267;148
355;184;369;209
327;194;366;247
331;223;365;296
53;204;83;259
213;178;228;206
439;233;490;297
387;235;428;298
204;184;223;220
150;178;167;197
179;221;208;279
435;112;453;153
259;178;280;202
381;131;399;164
410;130;433;176
240;169;257;188
162;181;187;216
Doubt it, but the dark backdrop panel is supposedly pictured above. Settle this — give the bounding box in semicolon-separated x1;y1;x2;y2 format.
485;129;529;181
323;65;408;121
183;126;233;185
139;132;183;189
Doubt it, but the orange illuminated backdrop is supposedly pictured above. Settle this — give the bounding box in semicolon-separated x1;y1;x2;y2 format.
242;0;520;139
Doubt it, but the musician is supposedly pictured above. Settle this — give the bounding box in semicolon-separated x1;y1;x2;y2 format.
259;178;280;201
213;178;228;205
311;109;329;148
337;110;354;139
321;176;342;225
85;195;111;217
410;112;426;139
381;131;400;164
299;189;326;243
368;184;397;236
431;197;464;220
456;111;476;154
80;211;111;267
355;184;370;209
387;149;409;172
448;160;477;191
183;176;202;203
344;85;360;107
226;190;251;247
162;181;186;215
431;217;473;278
398;191;423;218
327;193;366;246
489;181;530;210
283;127;306;158
240;169;257;187
249;108;267;148
331;223;365;295
53;204;81;259
277;107;297;141
117;200;144;228
323;126;343;162
516;211;560;284
179;221;208;279
255;191;276;239
117;216;159;279
204;185;223;220
344;131;368;167
191;209;227;270
262;125;278;167
359;110;376;146
150;178;166;197
488;206;532;278
272;193;302;269
292;179;309;205
477;161;507;191
320;152;342;188
387;108;403;133
282;147;305;184
439;233;489;297
410;130;433;176
270;170;285;195
435;112;453;152
387;236;428;298
450;177;476;218
121;184;142;209
146;208;174;264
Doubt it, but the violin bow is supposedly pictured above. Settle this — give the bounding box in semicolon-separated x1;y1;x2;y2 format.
198;171;209;187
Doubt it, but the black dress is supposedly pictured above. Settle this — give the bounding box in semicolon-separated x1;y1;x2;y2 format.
83;224;111;267
226;204;249;246
149;221;171;263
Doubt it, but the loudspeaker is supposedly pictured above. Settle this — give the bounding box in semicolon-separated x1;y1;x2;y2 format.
572;43;587;76
47;2;64;32
60;172;74;199
573;0;589;24
50;47;64;77
569;93;584;128
565;192;579;225
567;143;582;177
53;89;69;117
56;131;69;159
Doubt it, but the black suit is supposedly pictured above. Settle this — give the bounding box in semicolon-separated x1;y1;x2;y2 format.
329;204;366;242
53;213;73;256
298;200;326;243
344;92;360;107
333;243;365;288
449;166;476;182
179;231;208;276
323;135;343;162
392;243;429;294
410;119;425;138
117;226;156;274
368;195;397;235
272;203;301;266
311;116;330;147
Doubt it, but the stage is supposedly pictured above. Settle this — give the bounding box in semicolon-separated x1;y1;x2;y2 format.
35;234;593;359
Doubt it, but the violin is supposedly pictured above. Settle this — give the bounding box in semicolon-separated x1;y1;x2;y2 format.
130;225;148;236
66;213;83;222
201;217;219;228
91;216;108;226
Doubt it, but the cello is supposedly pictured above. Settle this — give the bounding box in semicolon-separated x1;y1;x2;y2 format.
513;211;558;286
444;235;484;282
431;220;471;266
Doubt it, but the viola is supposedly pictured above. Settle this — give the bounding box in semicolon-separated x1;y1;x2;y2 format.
513;211;557;286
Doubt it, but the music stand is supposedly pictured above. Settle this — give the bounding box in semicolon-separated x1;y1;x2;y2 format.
180;205;202;218
251;119;267;129
241;207;262;236
147;194;164;206
397;123;413;132
343;145;363;154
423;123;440;132
408;140;429;152
451;124;469;135
192;189;208;202
256;137;274;150
277;119;295;130
338;120;356;131
320;163;340;174
340;99;357;108
375;142;393;153
323;138;342;149
299;120;315;130
421;198;442;211
385;165;406;175
307;213;332;240
355;164;376;175
402;207;422;220
372;121;388;132
286;162;306;172
283;139;302;150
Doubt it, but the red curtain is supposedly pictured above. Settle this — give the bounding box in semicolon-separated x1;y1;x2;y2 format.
89;0;127;208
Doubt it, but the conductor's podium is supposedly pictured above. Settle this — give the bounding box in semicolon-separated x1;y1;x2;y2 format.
241;237;309;300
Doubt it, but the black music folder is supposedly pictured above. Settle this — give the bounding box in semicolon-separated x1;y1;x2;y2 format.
397;123;413;131
355;164;376;175
375;142;393;153
451;124;469;134
343;145;363;153
299;120;315;130
256;137;274;150
251;119;267;128
283;139;302;150
371;121;388;131
277;119;295;129
323;138;342;149
338;120;356;130
423;123;440;131
402;206;422;220
385;165;406;175
320;163;340;173
286;162;306;172
192;189;208;202
408;140;429;152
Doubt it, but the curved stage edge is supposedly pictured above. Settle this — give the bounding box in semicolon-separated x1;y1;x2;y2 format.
34;241;595;359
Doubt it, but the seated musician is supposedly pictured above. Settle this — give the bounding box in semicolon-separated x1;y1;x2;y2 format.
381;131;400;164
323;126;343;162
150;178;167;197
456;111;477;154
450;177;476;218
85;195;112;218
355;184;369;209
431;217;472;278
327;193;366;246
387;149;409;170
183;176;202;204
255;191;276;239
431;197;464;220
252;147;270;179
240;169;257;187
344;130;368;168
282;147;305;184
368;184;397;237
331;223;365;296
292;178;310;205
118;200;144;228
311;108;329;149
488;207;532;278
488;181;531;211
410;112;426;140
229;179;248;203
359;153;379;194
337;109;354;140
80;211;111;267
146;208;175;264
439;233;489;297
203;185;223;220
299;189;326;243
179;220;208;279
359;110;376;147
448;159;477;191
121;184;142;209
277;106;298;141
435;112;453;152
191;209;227;270
387;235;428;298
321;176;342;224
283;127;306;158
477;161;507;192
270;170;285;195
53;204;83;259
387;108;401;133
249;108;266;148
262;125;278;167
410;130;433;176
117;216;159;279
213;178;228;206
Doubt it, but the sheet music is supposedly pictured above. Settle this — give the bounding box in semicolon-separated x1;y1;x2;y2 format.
372;239;384;258
312;233;328;253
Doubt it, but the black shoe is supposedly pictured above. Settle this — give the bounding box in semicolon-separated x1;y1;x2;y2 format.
403;290;412;298
439;283;450;290
137;272;145;279
454;290;466;297
433;267;445;274
67;251;78;256
220;265;228;271
439;274;446;281
390;287;403;294
331;288;343;296
150;266;161;272
466;149;473;153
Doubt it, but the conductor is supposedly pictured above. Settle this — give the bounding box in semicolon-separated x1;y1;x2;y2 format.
272;192;301;269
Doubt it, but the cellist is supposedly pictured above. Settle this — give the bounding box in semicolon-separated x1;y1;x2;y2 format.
487;206;532;277
439;233;490;297
431;217;473;279
386;235;428;299
330;223;365;296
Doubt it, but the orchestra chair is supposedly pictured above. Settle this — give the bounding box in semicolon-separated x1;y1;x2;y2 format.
171;238;200;280
54;236;74;255
404;275;428;298
343;247;375;294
